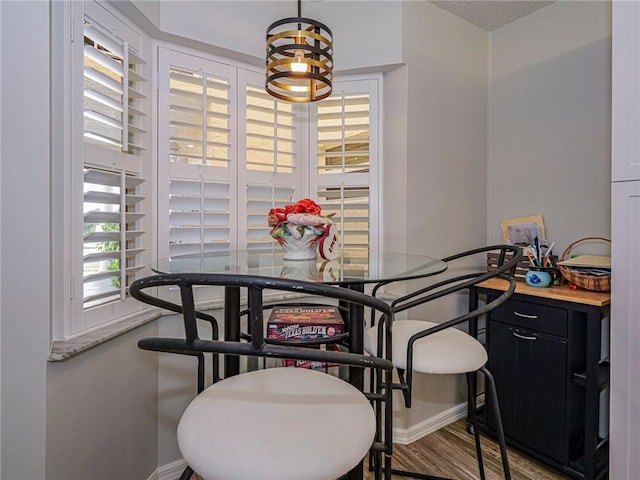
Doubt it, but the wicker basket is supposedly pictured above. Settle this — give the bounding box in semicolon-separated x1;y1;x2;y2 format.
558;237;611;292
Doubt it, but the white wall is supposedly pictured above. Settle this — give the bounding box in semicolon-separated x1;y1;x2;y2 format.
488;1;612;251
1;2;50;478
136;0;404;72
404;1;489;257
383;65;409;254
46;326;159;480
400;0;490;428
0;2;161;478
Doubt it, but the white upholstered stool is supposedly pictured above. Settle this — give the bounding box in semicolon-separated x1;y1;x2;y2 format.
364;320;487;374
364;318;510;480
177;366;376;480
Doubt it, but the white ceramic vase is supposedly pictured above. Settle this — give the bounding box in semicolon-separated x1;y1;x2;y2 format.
281;231;319;261
280;259;319;280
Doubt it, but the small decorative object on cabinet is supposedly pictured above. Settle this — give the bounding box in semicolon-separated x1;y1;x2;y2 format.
524;266;556;288
470;278;610;480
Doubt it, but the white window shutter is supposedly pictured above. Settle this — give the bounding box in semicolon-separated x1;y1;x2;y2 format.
317;186;370;253
245;85;296;174
239;70;302;250
169;178;231;256
157;50;237;258
69;1;150;333
83;21;147;155
246;184;295;251
83;168;145;308
317;93;371;174
312;78;380;254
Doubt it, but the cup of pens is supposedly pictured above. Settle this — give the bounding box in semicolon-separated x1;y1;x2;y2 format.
525;266;558;288
525;239;558;287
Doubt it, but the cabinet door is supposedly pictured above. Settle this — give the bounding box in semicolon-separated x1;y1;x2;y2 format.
612;1;640;182
611;180;640;479
488;321;569;464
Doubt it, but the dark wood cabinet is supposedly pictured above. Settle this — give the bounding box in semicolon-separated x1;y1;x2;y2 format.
471;279;610;480
487;320;569;463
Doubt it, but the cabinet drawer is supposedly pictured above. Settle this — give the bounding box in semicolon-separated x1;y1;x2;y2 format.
490;298;568;337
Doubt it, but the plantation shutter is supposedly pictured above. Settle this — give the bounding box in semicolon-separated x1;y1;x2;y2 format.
83;168;145;308
158;50;237;258
78;2;149;324
246;184;295;251
312;78;379;255
83;20;147;154
316;186;370;253
241;71;301;250
169;178;231;256
245;84;296;174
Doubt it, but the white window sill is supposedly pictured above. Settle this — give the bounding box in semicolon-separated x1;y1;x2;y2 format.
49;309;162;361
48;291;315;361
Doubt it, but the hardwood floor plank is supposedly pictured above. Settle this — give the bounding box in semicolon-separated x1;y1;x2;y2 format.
366;420;572;480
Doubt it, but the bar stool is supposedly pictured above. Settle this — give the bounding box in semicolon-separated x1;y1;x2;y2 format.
130;273;396;480
365;245;522;480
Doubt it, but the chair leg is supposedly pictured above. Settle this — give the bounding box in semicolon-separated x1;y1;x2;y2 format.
196;354;205;394
480;366;511;480
389;369;509;480
466;372;486;480
397;368;412;408
179;466;194;480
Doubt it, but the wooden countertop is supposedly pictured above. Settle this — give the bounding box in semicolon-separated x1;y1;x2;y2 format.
476;278;611;307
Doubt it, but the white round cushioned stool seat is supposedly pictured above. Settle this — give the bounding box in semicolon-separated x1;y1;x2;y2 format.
364;320;488;374
177;366;375;480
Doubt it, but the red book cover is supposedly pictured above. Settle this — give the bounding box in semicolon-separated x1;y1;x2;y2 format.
267;306;344;371
267;306;344;341
284;344;341;369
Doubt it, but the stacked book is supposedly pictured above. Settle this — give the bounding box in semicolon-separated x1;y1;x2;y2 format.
267;306;344;372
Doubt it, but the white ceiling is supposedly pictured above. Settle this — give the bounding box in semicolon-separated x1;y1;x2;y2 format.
431;0;555;31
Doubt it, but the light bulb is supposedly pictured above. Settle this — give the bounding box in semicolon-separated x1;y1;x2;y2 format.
291;50;307;73
290;30;308;73
291;55;307;73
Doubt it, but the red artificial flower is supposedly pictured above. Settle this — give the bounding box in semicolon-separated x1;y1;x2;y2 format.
268;199;323;226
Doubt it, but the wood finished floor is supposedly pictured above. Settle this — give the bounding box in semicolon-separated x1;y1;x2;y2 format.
365;420;572;480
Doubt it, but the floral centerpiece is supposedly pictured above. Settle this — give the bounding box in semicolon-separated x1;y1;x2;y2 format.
268;198;338;260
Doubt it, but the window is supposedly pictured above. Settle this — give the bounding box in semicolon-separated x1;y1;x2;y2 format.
158;49;239;258
313;79;380;261
60;1;151;336
240;71;301;251
157;47;380;260
54;3;381;345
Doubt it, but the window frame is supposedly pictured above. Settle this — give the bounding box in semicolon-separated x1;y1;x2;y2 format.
51;10;383;346
53;0;152;340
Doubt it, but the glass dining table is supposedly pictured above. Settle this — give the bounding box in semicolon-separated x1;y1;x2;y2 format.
151;248;446;480
151;248;447;389
151;247;447;387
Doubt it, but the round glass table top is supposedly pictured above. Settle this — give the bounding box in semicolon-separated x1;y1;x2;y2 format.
151;248;447;286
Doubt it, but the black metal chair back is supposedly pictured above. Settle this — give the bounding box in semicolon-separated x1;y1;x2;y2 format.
129;272;396;479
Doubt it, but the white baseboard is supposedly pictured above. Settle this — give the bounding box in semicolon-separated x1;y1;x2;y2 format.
146;469;158;480
392;401;468;446
147;459;187;480
392;393;485;446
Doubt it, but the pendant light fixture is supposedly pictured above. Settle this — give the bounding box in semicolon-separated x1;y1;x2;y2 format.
266;0;333;102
